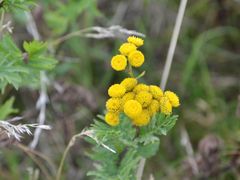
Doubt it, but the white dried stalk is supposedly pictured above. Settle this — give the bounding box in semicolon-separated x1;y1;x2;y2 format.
0;21;14;33
29;71;49;149
0;119;51;142
72;25;146;39
136;0;188;179
25;12;40;40
136;158;146;180
160;0;188;90
27;167;40;180
25;12;49;149
180;126;199;175
54;25;145;45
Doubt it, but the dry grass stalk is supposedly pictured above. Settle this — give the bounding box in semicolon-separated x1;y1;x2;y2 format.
0;117;51;142
56;129;116;180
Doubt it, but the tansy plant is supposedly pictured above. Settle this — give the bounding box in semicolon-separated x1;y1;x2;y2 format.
87;36;180;180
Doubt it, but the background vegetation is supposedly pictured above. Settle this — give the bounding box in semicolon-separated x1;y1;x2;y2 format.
0;0;239;179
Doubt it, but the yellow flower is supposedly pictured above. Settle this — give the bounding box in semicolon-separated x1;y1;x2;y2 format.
127;36;144;47
111;55;127;71
120;78;137;91
133;83;149;93
119;43;137;55
159;96;172;115
108;84;126;98
122;92;135;107
128;50;144;67
164;91;180;107
132;109;150;126
124;100;142;118
106;98;122;112
105;112;119;126
149;85;163;100
135;91;153;108
148;99;160;115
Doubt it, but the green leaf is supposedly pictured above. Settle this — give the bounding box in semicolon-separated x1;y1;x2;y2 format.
0;97;18;119
88;112;178;179
156;114;178;135
27;56;58;70
91;114;136;148
23;41;46;56
0;34;21;54
137;139;160;158
44;0;101;36
118;149;141;179
0;35;57;91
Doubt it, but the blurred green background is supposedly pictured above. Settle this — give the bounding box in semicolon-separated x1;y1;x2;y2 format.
0;0;240;179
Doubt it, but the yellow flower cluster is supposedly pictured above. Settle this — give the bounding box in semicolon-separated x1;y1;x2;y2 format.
105;36;180;127
110;36;145;71
105;77;180;126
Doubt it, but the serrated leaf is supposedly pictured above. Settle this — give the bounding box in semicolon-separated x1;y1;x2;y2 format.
88;112;178;179
27;56;58;70
23;41;46;56
0;35;57;91
118;149;140;178
0;35;21;54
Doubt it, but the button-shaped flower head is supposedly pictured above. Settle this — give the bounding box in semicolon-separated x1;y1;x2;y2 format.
164;91;180;107
149;85;163;100
108;84;126;98
132;109;150;126
127;36;144;47
105;112;120;126
111;55;127;71
133;83;149;93
106;98;122;113
159;96;172;115
122;92;135;107
148;99;160;115
120;78;137;92
128;50;144;67
119;43;137;56
124;100;142;118
135;91;153;108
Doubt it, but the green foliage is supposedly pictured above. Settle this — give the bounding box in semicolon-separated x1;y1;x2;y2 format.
92;114;137;151
1;0;239;179
138;114;178;144
137;140;160;158
0;97;18;119
88;113;178;179
23;41;57;70
0;0;35;11
23;41;46;57
181;27;239;101
0;35;57;91
43;0;101;35
117;149;141;180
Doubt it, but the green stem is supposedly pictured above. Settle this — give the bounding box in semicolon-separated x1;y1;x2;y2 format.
56;134;80;180
56;130;109;180
136;71;145;79
128;64;134;77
